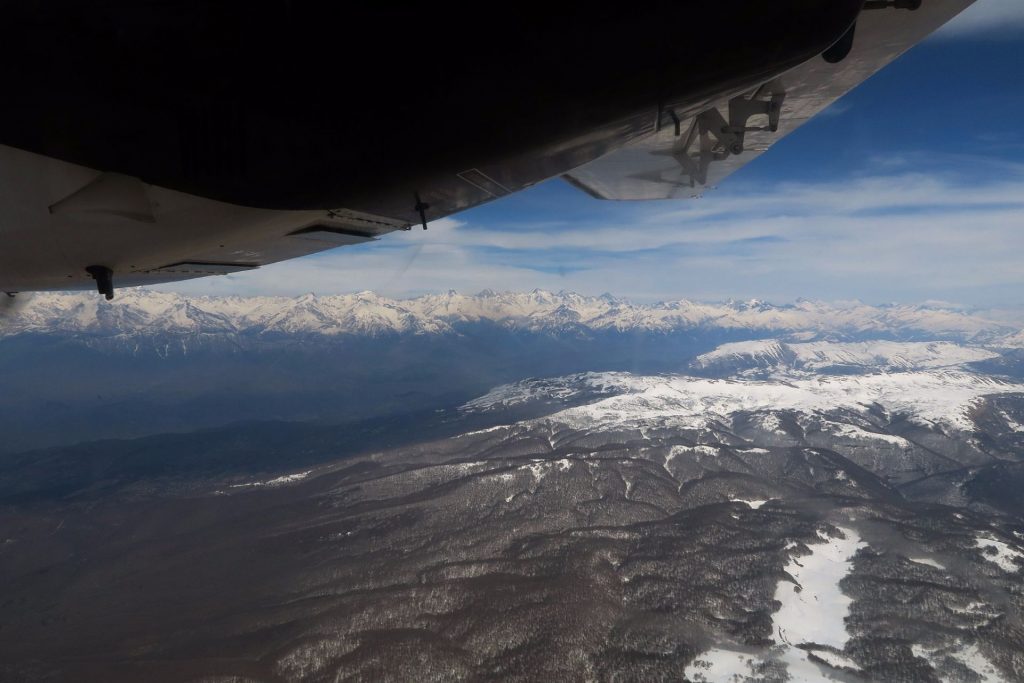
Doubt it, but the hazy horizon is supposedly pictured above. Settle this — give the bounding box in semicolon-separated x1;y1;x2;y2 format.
46;285;1024;324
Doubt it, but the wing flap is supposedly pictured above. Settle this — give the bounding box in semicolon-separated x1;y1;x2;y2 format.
562;0;976;201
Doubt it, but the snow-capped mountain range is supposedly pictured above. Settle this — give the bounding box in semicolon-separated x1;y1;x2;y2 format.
463;339;1024;435
464;367;1021;434
2;289;1023;344
6;293;1024;682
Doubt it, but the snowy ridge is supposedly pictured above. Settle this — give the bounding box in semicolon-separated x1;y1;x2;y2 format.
460;372;630;412
1;290;1020;342
464;360;1024;434
550;371;1019;433
996;329;1024;348
692;339;1000;376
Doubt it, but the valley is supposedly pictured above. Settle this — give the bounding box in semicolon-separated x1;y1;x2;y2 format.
2;312;1023;681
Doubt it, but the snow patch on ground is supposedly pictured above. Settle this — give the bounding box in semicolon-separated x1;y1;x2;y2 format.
683;647;770;683
975;534;1024;573
732;499;769;509
665;444;719;469
912;643;1007;683
754;413;789;435
805;648;860;672
949;601;997;616
520;458;574;488
458;424;509;437
671;444;719;458
681;530;869;679
827;422;911;447
908;557;946;570
524;461;547;486
998;409;1024;432
773;527;865;679
230;470;312;488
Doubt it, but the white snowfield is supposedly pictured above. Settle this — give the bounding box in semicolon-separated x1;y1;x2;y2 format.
692;339;999;374
228;470;312;489
3;290;1022;342
684;527;1015;682
912;644;1006;683
685;527;865;682
975;534;1024;573
469;368;1022;434
773;528;865;678
908;557;946;570
731;498;769;509
825;422;912;447
684;646;771;682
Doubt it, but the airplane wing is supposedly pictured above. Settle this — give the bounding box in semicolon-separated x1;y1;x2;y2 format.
562;0;973;200
0;1;977;297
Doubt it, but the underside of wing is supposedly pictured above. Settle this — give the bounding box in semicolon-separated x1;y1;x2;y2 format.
0;143;411;294
561;0;975;201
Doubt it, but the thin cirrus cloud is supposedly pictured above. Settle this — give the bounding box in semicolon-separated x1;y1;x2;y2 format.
156;159;1024;306
152;3;1024;306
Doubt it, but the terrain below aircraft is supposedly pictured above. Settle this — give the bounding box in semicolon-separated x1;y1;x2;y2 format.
0;1;974;299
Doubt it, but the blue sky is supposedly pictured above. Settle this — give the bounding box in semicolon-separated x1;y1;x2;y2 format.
160;0;1024;305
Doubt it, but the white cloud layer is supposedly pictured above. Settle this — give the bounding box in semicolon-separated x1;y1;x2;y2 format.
148;0;1024;307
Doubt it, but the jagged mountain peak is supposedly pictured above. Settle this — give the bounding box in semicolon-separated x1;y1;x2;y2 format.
1;290;1021;346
